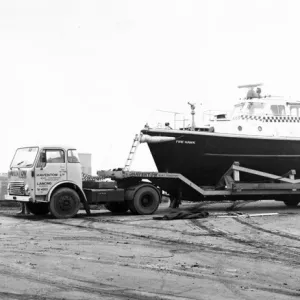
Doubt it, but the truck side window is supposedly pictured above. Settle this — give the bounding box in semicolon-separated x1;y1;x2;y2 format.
67;149;80;163
46;150;65;163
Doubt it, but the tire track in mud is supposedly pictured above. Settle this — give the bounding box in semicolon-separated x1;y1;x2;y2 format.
83;217;300;266
189;219;300;299
0;291;64;300
1;211;209;237
3;212;299;265
233;218;300;242
43;218;300;266
1;257;299;300
2;214;300;299
83;216;214;237
44;218;262;258
0;264;196;300
190;219;300;265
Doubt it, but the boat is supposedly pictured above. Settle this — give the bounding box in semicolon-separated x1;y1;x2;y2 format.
139;84;300;199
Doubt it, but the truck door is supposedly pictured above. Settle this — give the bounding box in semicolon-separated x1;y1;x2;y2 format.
35;148;67;196
66;149;82;187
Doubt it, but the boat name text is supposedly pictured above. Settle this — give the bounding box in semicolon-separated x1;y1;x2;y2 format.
176;140;195;144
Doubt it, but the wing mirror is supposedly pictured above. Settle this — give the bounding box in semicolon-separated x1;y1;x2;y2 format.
39;151;47;169
40;151;46;163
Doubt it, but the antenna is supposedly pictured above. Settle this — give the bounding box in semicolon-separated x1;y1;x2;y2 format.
237;83;263;89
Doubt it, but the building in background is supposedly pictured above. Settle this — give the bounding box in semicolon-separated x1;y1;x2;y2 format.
78;153;92;175
0;173;8;200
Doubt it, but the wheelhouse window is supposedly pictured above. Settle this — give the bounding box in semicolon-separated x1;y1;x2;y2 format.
270;105;286;116
290;105;300;116
231;103;245;118
243;102;265;115
67;149;80;163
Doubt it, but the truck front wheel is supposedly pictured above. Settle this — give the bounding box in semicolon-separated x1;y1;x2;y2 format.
104;202;129;213
27;202;49;215
131;186;160;215
49;188;80;219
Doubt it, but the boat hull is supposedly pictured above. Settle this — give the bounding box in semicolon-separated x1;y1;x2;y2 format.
141;129;300;189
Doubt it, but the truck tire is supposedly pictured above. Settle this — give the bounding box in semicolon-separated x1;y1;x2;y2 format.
126;200;138;214
27;202;49;215
131;186;160;215
283;200;299;207
49;188;80;219
104;202;129;213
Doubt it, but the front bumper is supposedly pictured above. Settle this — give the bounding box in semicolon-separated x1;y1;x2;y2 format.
4;194;32;202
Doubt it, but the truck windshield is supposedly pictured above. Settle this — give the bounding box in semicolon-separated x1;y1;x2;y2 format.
10;147;39;168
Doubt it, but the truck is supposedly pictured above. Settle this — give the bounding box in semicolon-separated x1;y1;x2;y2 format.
4;145;161;218
4;144;300;219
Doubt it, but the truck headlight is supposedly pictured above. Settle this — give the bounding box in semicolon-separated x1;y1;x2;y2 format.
24;184;30;195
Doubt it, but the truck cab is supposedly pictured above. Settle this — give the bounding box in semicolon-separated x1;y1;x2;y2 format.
5;145;87;218
4;145;162;219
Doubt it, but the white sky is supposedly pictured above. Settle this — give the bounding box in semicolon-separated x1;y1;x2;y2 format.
1;0;300;174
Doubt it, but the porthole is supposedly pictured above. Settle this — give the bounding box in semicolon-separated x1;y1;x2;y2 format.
258;126;262;132
238;126;242;131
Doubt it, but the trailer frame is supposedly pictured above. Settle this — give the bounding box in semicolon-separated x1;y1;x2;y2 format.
95;161;300;210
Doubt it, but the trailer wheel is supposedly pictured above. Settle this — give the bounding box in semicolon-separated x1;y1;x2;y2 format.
283;200;299;207
27;202;49;215
132;186;160;215
49;188;80;219
104;202;129;213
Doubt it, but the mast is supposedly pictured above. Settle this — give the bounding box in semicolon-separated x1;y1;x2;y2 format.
188;102;196;130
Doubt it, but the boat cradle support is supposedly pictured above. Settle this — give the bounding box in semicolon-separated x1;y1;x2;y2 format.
105;161;300;204
217;161;300;196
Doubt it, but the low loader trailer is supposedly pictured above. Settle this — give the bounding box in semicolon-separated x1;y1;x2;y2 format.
3;145;300;219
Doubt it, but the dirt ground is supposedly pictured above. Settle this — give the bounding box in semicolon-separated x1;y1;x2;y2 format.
0;200;299;300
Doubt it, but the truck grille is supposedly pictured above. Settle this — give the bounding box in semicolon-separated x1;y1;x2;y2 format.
9;181;25;196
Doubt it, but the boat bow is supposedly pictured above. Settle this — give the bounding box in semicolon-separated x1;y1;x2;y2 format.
139;134;176;144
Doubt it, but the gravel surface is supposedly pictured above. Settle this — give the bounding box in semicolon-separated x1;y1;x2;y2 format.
0;200;299;300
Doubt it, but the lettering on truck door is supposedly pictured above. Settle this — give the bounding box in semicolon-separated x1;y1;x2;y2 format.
35;149;67;195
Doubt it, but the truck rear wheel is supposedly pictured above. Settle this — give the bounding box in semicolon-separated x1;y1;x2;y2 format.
131;186;160;215
104;202;129;213
283;200;299;207
49;188;80;219
27;202;49;215
126;200;138;214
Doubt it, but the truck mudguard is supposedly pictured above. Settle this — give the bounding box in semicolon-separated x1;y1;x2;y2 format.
47;180;88;204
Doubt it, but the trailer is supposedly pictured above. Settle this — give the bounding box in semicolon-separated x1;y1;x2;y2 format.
94;161;300;212
3;145;299;219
